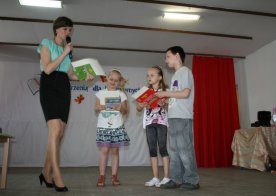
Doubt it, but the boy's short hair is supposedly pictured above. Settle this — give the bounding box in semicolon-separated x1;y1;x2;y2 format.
53;16;73;36
166;46;186;63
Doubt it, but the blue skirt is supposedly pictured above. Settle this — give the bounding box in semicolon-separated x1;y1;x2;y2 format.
96;125;130;148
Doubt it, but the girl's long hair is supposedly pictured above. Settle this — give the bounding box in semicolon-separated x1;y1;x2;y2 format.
148;66;169;91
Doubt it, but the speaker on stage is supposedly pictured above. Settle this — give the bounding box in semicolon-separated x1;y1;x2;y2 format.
257;111;271;127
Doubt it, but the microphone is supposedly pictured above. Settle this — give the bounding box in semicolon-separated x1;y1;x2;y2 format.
66;36;73;60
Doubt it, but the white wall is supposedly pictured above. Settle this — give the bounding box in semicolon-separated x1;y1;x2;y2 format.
234;59;250;128
235;40;276;127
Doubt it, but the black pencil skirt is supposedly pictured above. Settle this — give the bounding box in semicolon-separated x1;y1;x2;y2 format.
40;71;71;123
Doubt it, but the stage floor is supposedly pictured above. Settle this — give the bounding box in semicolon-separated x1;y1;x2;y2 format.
1;167;275;196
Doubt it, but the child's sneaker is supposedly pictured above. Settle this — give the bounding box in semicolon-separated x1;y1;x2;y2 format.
155;177;170;187
145;177;160;187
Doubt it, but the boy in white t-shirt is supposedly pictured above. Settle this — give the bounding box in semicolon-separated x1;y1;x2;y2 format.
156;46;200;190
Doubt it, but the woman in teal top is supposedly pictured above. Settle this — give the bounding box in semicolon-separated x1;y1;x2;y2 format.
37;16;93;192
38;38;72;73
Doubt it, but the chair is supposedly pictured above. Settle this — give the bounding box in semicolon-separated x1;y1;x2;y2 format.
0;133;13;189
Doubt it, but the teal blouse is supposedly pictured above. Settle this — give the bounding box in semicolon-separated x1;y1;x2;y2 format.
37;38;71;73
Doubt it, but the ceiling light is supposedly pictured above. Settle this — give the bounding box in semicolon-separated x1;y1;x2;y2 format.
19;0;62;8
163;12;200;21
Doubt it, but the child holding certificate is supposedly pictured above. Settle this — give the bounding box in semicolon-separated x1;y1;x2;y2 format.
95;69;130;187
136;66;170;187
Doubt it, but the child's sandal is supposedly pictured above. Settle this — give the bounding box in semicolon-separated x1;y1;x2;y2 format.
112;175;120;186
97;175;105;187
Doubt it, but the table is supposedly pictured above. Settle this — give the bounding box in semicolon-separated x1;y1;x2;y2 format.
231;127;276;171
0;133;13;189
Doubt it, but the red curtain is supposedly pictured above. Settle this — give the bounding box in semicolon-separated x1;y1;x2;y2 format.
192;56;240;167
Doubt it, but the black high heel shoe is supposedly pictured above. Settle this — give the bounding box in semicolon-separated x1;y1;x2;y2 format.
39;173;54;188
53;180;69;192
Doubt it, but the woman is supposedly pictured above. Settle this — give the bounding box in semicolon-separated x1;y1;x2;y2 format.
37;16;93;192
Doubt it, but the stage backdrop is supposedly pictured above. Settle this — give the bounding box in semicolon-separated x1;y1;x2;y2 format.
0;61;173;167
